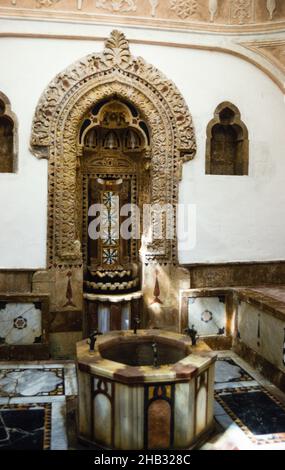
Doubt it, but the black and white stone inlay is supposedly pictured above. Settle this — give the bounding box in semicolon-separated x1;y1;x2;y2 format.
215;387;285;445
0;303;42;345
0;404;51;450
188;297;226;336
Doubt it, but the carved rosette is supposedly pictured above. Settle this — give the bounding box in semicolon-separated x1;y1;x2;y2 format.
170;0;198;19
30;30;196;267
231;0;253;25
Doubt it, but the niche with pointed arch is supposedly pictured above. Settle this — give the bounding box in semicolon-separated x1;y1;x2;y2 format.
206;102;249;176
0;92;18;173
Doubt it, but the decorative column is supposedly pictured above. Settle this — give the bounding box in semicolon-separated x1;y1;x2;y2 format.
149;0;159;17
266;0;276;20
209;0;218;22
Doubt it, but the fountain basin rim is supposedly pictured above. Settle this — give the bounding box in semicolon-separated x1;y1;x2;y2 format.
76;329;217;385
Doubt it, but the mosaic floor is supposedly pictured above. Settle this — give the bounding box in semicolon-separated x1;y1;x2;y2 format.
203;352;285;450
0;362;77;450
0;353;285;450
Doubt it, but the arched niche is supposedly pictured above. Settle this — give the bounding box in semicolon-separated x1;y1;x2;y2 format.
80;97;150;297
30;30;196;341
206;102;249;176
30;30;196;268
0;92;18;173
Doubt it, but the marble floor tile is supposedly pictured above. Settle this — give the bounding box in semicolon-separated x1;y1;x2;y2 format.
212;353;285;449
5;396;67;450
215;381;258;391
9;395;64;404
202;422;253;450
0;362;65;369
214;399;228;417
0;368;64;397
1;353;285;450
0;397;9;405
215;357;254;383
0;402;51;450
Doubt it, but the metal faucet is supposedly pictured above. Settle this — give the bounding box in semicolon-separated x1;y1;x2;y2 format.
152;342;159;368
87;330;102;352
184;325;198;346
133;315;141;335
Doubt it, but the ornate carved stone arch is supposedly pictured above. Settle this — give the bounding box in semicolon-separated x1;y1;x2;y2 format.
30;30;196;268
30;31;196;344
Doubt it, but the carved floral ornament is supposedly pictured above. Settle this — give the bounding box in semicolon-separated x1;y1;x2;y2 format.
170;0;198;19
30;30;196;266
9;1;279;22
11;0;60;5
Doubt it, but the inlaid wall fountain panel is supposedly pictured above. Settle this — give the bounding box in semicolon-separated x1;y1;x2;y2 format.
30;30;196;355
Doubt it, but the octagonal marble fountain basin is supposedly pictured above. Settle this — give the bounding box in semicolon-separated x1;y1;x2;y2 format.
76;329;217;450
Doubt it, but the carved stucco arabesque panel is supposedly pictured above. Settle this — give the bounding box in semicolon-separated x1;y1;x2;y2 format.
30;30;196;268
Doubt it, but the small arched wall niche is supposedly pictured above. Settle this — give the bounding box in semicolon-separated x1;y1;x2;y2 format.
206;102;249;176
80;98;151;297
0;92;17;173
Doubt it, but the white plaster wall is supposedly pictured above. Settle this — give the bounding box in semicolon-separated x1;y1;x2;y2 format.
0;20;284;268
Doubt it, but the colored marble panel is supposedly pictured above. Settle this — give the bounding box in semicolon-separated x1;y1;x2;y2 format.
196;385;207;436
94;394;112;447
174;381;195;447
188;297;226;336
148;399;171;449
238;301;285;371
78;371;92;439
114;383;144;450
207;363;215;426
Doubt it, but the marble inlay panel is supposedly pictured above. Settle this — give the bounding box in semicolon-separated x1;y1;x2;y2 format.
94;394;112;447
238;301;285;371
215;358;254;384
0;368;64;397
0;303;42;345
188;296;226;336
174;381;195;447
0;403;51;450
0;362;76;450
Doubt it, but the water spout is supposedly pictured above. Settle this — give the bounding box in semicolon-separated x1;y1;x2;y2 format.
87;330;102;352
152;342;159;368
133;315;141;334
184;325;198;346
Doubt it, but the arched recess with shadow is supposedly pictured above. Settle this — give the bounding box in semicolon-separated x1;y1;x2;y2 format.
206;102;249;176
0;91;18;173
